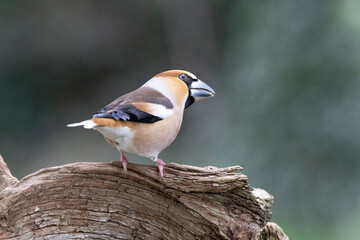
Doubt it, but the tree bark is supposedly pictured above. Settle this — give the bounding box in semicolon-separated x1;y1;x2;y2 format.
0;154;288;240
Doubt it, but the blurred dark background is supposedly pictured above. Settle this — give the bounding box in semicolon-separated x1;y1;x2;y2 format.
1;1;359;239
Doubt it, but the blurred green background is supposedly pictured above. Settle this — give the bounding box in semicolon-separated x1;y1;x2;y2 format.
1;1;359;239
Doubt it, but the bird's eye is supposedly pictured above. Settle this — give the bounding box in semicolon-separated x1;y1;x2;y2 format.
179;73;188;81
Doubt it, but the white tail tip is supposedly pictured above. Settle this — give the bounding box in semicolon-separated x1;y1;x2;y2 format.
67;120;97;129
67;122;84;127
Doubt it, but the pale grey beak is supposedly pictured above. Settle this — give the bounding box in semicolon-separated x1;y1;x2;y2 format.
189;79;215;101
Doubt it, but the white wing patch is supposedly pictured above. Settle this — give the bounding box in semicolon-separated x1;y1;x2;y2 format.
138;102;173;119
131;100;174;120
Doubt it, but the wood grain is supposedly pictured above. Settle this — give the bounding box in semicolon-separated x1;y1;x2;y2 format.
0;157;288;240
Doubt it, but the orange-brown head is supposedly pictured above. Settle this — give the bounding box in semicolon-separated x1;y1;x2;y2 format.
144;70;215;110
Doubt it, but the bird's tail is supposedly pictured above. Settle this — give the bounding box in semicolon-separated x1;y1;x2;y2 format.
67;120;97;129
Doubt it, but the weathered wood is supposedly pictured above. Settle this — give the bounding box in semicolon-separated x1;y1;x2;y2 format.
0;156;288;240
256;223;289;240
0;155;18;192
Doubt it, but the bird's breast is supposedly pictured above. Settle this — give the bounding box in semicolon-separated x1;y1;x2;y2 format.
130;109;183;158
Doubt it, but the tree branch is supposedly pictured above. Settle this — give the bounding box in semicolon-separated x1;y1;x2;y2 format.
0;155;288;240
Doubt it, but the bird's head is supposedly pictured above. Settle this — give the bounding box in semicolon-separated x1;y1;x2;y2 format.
144;70;215;109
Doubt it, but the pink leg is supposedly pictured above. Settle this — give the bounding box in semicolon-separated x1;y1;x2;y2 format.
157;159;166;177
120;151;128;174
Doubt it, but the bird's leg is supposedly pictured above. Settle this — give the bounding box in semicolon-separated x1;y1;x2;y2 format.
120;150;128;174
157;159;166;177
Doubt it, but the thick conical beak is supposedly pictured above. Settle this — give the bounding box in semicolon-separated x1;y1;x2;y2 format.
189;79;215;101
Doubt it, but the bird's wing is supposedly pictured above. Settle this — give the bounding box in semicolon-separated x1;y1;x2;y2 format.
93;87;174;123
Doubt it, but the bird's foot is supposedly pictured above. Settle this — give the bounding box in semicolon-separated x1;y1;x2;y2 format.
157;159;166;177
120;153;128;174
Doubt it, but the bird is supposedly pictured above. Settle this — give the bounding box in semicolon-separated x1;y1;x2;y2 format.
67;70;215;177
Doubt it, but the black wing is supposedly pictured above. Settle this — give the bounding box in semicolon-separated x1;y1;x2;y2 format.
93;87;173;124
93;103;162;123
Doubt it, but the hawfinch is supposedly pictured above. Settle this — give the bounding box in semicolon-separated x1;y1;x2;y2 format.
67;70;215;177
